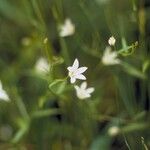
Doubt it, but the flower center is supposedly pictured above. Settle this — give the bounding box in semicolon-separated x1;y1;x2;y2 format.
69;71;75;77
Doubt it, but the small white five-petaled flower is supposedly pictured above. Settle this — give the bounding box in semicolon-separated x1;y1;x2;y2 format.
74;82;94;100
67;58;87;84
59;18;75;37
0;81;10;102
108;126;120;136
102;47;120;65
108;36;116;46
35;57;50;74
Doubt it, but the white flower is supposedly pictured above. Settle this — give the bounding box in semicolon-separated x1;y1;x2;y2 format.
102;47;120;65
59;18;75;37
35;57;50;74
67;59;87;84
108;126;120;136
21;37;31;46
108;36;116;46
0;81;10;102
74;82;94;100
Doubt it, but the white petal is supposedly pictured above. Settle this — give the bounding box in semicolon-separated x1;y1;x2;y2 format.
86;87;95;94
76;67;87;74
76;74;86;80
102;46;120;65
81;82;87;89
103;48;111;57
65;19;75;35
72;59;79;70
0;90;10;102
108;36;116;46
79;92;91;99
67;66;73;72
59;19;75;37
111;51;118;58
85;93;91;98
59;29;66;37
35;58;50;73
112;59;120;65
70;77;76;83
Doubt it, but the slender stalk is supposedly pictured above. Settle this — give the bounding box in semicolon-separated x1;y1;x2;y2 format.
31;109;61;119
13;88;29;121
124;135;132;150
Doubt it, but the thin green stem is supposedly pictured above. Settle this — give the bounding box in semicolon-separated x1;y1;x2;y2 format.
31;0;46;29
13;88;30;121
59;37;71;64
31;109;61;119
124;135;132;150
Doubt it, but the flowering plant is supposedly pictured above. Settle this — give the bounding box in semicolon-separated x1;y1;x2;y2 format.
0;0;149;149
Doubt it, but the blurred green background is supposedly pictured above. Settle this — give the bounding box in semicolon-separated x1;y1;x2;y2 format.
0;0;149;149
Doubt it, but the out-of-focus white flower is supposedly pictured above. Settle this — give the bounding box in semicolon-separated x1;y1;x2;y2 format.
108;36;116;46
21;37;31;46
43;37;48;44
0;81;10;102
108;126;120;136
74;82;94;100
67;59;87;84
35;57;50;74
59;19;75;37
102;47;120;65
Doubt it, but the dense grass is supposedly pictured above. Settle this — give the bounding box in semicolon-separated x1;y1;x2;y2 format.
0;0;149;149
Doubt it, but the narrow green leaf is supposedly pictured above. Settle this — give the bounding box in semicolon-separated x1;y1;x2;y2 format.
121;62;146;79
118;40;138;56
121;123;149;133
49;79;66;95
31;109;60;118
142;60;150;73
90;134;111;150
11;119;30;144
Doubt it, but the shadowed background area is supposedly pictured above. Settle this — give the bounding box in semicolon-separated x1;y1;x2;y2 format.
0;0;149;149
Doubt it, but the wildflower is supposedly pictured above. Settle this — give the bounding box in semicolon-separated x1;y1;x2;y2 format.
108;126;120;136
59;18;75;37
102;46;120;65
0;81;10;102
43;37;48;44
108;36;116;46
74;82;94;99
67;59;87;83
35;57;50;74
21;37;31;46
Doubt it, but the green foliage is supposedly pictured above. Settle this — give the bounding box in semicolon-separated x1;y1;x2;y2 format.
0;0;149;149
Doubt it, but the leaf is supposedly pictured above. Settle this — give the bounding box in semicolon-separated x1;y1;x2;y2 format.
11;118;30;144
121;62;146;79
118;38;138;56
31;109;60;118
49;79;66;95
0;0;30;25
142;60;150;73
90;134;111;150
121;122;149;133
52;56;64;66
